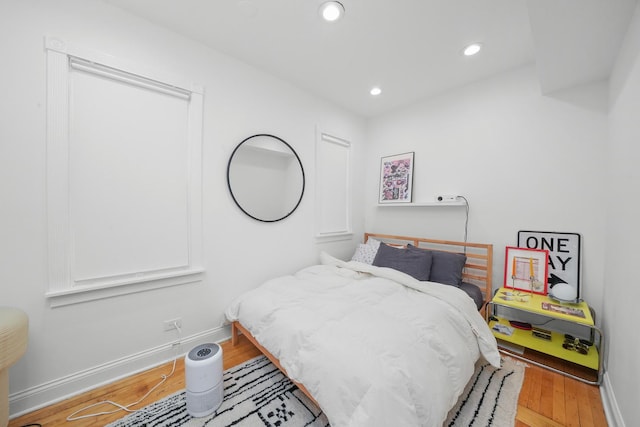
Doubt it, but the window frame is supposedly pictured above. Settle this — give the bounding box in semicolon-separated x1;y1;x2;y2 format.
314;129;353;242
44;37;204;307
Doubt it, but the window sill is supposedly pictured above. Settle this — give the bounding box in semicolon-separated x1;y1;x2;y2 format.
46;269;204;307
315;231;353;243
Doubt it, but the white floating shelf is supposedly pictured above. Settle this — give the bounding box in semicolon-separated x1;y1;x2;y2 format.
378;201;465;207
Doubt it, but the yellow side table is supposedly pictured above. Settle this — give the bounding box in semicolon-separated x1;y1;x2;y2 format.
486;288;603;385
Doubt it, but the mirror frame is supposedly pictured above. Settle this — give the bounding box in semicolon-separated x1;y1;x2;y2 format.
226;133;306;223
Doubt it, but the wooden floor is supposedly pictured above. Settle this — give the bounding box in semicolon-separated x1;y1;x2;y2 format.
9;335;606;427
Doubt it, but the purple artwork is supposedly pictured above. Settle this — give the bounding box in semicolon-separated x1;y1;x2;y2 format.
379;152;414;203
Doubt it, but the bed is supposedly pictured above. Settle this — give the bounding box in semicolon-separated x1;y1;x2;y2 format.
225;233;499;427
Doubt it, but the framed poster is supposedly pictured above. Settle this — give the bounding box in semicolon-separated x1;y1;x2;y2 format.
517;231;581;299
504;246;549;295
378;152;414;204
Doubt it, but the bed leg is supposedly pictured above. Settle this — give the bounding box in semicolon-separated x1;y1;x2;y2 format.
231;322;239;346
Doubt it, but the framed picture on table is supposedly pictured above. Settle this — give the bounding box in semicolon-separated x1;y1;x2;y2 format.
378;152;414;204
504;246;549;295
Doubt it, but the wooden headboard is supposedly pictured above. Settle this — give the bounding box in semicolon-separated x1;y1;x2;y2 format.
364;233;493;306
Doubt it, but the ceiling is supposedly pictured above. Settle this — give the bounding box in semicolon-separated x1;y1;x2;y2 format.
104;0;637;118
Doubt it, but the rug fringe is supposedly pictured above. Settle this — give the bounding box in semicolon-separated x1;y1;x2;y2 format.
501;354;530;368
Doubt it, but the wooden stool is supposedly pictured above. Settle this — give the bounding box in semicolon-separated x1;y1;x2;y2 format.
0;308;28;427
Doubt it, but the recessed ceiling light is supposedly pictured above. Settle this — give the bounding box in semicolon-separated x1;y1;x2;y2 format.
463;43;482;56
319;1;345;22
370;87;382;96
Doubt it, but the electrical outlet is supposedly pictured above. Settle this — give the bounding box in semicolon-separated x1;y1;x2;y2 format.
163;318;182;332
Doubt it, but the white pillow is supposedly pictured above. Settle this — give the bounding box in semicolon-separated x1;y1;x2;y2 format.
350;239;380;264
367;238;381;250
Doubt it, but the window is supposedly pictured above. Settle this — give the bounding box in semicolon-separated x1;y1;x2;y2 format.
45;37;204;306
315;131;352;240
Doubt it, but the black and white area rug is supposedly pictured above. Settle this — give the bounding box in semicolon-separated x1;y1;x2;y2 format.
106;355;328;427
107;355;524;427
444;357;524;427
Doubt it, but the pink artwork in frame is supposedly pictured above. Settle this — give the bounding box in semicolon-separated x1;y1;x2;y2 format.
378;152;414;204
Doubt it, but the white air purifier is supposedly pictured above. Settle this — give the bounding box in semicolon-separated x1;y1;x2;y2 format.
185;343;224;417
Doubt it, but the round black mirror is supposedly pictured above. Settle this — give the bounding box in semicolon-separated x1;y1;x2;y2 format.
227;134;305;222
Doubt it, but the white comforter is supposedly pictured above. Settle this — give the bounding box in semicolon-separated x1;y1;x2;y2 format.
225;252;500;427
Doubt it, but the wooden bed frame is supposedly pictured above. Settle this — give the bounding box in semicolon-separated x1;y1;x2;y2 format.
364;232;493;306
231;232;494;407
231;321;319;406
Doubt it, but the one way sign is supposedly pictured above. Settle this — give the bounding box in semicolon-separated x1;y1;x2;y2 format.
517;231;581;299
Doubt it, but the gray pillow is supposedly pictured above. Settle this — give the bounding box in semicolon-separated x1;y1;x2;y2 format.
407;245;466;287
459;282;484;310
372;243;432;281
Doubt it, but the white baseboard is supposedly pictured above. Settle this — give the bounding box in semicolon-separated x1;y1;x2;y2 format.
9;325;231;419
600;371;626;427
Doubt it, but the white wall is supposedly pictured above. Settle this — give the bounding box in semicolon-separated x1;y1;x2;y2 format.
0;0;365;415
365;65;608;314
604;3;640;425
3;0;635;423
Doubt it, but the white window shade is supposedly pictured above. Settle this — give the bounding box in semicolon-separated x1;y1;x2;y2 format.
45;37;204;306
315;131;352;240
